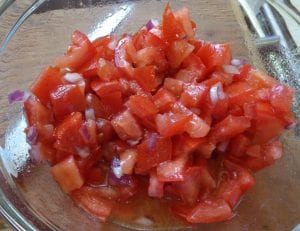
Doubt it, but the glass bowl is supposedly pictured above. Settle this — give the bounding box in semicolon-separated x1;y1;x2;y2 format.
0;0;299;230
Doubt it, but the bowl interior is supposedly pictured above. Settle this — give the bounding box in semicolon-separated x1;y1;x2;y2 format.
0;0;300;230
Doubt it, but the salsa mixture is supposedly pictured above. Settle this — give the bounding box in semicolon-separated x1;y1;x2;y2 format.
23;3;295;224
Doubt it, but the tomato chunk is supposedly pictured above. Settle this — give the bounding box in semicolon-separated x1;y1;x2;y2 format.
71;186;114;222
126;95;158;119
31;67;64;105
136;133;172;173
209;115;251;143
111;110;143;141
174;199;233;223
51;155;84;193
50;84;86;120
55;30;96;70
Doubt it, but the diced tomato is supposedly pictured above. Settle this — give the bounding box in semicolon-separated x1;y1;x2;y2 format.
126;95;158;119
184;114;210;138
194;159;216;189
180;83;207;108
156;112;192;137
120;149;138;175
51;155;84;193
96;118;115;143
71;186;114;222
132;66;157;92
24;96;54;126
196;141;216;159
30;67;64;105
79;52;102;78
157;156;187;182
114;36;136;68
135;47;157;67
215;179;242;208
111;110;143;141
90;80;123;112
162;3;185;42
226;81;257;106
252;109;285;144
85;167;104;186
174;7;195;38
167;40;194;69
270;84;294;112
148;170;164;198
50;84;86;120
247;70;277;88
197;43;231;71
97;58;121;81
173;199;233;223
135;133;172;173
54;112;84;153
164;78;184;96
228;134;251;157
209;115;251;143
153;88;176;112
55;30;96;70
86;93;110;119
172;134;205;157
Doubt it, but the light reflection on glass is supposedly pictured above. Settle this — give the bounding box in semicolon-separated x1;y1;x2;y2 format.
88;3;134;41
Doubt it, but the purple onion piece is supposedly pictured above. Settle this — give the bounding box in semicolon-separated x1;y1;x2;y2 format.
79;124;90;143
26;126;38;145
146;19;159;30
147;133;157;151
75;146;90;159
8;90;26;104
108;170;134;186
29;145;42;164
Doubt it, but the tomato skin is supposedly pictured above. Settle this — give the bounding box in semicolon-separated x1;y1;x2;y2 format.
111;110;143;141
270;84;294;113
97;58;121;82
164;78;184;96
156;156;187;182
173;199;233;223
50;84;86;120
209;115;251;143
51;155;84;193
162;3;185;42
153;88;176;112
71;186;114;222
55;30;96;70
24;96;54;126
54;112;85;153
126;95;158;119
167;40;194;69
132;66;157;92
135;133;172;173
156;112;192;137
197;43;231;71
30;67;65;105
180;83;207;108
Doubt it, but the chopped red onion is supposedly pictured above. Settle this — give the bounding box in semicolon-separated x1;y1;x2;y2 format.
28;144;42;164
85;108;95;120
231;58;247;66
210;82;225;104
75;146;90;158
147;133;157;151
26;126;38;145
287;122;297;129
108;170;134;186
135;216;154;226
223;65;240;75
8;90;28;104
111;156;123;178
64;73;83;83
217;140;229;152
149;28;162;38
127;139;140;146
108;39;117;50
79;125;90;143
146;19;159;30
